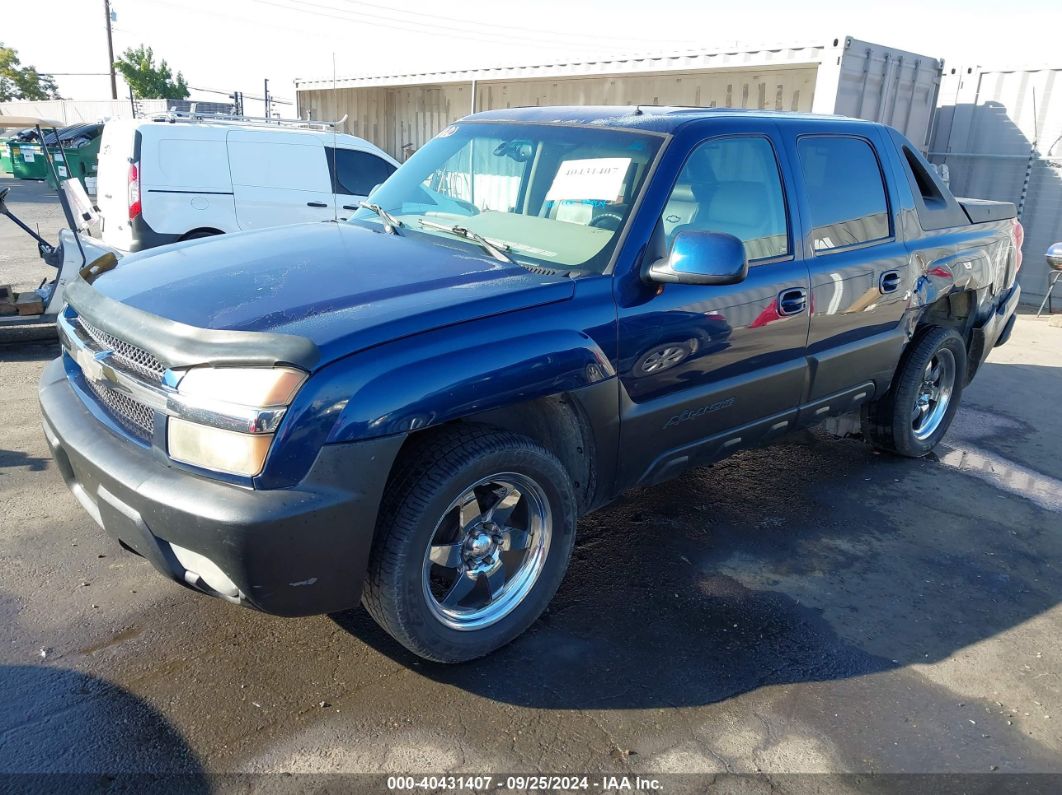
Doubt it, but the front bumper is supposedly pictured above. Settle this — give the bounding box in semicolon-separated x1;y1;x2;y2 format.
39;357;404;616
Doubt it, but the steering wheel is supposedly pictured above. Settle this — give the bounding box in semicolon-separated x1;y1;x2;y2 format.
589;211;624;231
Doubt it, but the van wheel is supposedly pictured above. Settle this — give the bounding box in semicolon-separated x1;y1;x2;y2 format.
862;327;967;457
363;425;576;663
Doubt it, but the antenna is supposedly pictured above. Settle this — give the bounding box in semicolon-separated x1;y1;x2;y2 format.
332;52;338;223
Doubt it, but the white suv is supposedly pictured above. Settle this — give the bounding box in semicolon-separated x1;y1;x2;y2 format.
96;117;399;252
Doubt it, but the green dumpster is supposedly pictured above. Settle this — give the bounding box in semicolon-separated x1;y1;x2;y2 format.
74;135;101;193
0;142;11;176
44;147;78;189
8;141;50;180
44;138;101;193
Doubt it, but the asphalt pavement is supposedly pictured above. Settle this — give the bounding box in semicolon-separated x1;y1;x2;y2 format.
1;178;1060;787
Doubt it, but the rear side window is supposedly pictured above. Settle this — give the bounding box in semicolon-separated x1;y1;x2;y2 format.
153;139;231;191
796;136;890;252
329;148;397;196
228;140;331;192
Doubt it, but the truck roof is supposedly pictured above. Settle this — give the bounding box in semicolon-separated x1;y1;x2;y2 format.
463;105;873;133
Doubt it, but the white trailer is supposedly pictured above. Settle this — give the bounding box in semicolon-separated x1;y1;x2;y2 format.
296;36;944;160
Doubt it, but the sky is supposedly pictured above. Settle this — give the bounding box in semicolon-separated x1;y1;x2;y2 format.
6;0;1061;117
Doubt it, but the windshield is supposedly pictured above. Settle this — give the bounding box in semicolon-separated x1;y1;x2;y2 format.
350;122;663;273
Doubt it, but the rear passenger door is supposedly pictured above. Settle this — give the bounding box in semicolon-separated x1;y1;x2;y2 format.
783;127;912;408
227;131;335;230
328;147;397;218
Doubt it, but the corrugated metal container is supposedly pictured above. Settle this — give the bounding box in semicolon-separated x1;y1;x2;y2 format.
296;36;943;160
929;66;1062;306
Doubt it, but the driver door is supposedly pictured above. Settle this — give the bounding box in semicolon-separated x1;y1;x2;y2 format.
614;129;811;487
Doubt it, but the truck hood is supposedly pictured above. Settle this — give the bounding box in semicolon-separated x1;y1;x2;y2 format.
88;222;575;365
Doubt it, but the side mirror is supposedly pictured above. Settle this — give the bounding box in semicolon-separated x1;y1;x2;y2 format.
648;230;748;286
368;183;383;198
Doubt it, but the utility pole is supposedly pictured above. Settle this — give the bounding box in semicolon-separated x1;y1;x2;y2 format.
263;78;270;118
104;0;117;99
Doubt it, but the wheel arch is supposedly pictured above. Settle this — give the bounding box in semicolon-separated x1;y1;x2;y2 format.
913;288;983;383
178;227;225;241
265;324;620;494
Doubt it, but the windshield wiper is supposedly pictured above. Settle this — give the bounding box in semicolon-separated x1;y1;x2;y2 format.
360;202;402;235
418;219;515;264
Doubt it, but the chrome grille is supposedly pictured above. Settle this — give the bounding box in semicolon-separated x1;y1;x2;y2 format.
85;376;155;441
77;317;166;383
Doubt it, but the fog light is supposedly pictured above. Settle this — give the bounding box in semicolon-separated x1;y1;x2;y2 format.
170;543;239;598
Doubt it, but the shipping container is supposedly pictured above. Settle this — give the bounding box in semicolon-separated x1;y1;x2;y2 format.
929;66;1062;307
296;36;943;160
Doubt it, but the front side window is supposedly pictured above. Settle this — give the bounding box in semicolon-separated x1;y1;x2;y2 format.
661;136;789;261
796;136;890;252
330;148;397;196
350;122;664;273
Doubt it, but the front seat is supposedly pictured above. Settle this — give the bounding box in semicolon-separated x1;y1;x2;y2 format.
698;181;778;259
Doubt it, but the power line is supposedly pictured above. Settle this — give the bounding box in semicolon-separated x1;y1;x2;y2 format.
189;85;293;105
330;0;695;47
252;0;627;53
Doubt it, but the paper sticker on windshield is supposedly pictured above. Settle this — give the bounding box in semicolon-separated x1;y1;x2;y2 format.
546;157;631;202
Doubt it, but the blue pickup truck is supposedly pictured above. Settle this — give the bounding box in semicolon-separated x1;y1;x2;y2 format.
39;106;1023;662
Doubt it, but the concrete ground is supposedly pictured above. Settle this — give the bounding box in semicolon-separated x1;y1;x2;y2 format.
1;179;1060;786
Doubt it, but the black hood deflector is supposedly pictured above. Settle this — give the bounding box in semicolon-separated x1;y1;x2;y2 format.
65;276;320;371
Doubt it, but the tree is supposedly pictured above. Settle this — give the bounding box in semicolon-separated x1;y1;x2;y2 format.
114;45;189;100
0;43;60;101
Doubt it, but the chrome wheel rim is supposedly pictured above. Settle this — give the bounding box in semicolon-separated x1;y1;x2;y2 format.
421;472;551;631
912;348;956;441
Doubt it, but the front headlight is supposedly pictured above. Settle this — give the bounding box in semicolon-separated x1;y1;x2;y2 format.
166;367;307;477
168;417;274;477
177;366;306;407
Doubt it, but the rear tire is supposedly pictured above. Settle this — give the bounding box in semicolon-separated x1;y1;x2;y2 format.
363;425;577;663
863;327;967;457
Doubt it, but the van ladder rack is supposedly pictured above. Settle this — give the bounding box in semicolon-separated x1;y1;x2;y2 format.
146;111;347;131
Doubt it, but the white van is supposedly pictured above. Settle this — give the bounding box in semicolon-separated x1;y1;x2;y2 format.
96;117;399;252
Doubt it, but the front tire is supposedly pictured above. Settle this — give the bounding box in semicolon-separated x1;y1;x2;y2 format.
363;425;577;663
863;326;967;457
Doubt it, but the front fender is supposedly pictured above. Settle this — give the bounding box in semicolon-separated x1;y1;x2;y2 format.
258;311;616;489
327;329;614;442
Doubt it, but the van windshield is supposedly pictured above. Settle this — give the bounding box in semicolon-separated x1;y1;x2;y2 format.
349;122;663;273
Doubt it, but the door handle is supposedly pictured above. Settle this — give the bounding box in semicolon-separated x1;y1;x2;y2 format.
778;287;807;316
342;204;359;211
307;201;329;208
879;270;901;293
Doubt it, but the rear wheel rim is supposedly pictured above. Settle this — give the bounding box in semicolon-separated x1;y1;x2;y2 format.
421;472;552;631
911;347;956;441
